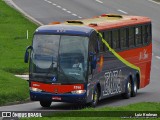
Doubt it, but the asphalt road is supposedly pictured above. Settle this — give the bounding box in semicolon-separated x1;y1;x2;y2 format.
1;0;160;111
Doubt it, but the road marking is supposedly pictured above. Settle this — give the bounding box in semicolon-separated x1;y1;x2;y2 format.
52;3;57;6
44;0;82;19
117;9;128;14
44;0;52;4
148;0;160;5
72;13;77;16
67;11;71;13
95;0;103;4
57;5;62;8
8;0;43;26
62;8;67;11
47;1;52;4
155;56;160;59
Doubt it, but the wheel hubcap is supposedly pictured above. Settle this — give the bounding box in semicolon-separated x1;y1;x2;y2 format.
93;91;98;103
134;82;137;92
128;82;131;93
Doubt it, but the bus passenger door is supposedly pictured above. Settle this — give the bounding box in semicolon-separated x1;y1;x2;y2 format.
86;31;99;103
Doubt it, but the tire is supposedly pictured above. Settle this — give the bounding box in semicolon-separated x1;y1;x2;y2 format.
90;87;99;108
131;79;137;97
40;101;51;107
122;80;132;99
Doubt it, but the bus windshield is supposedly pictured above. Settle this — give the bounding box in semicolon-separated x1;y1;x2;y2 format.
30;34;89;84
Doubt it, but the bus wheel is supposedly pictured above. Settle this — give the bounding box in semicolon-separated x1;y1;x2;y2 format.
122;80;131;99
131;80;137;97
40;101;51;107
90;87;99;108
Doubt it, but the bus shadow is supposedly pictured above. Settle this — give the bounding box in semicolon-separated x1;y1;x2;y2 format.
38;92;149;110
97;91;150;107
97;95;123;107
38;102;88;110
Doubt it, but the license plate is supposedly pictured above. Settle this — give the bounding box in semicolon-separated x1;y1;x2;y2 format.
52;96;61;100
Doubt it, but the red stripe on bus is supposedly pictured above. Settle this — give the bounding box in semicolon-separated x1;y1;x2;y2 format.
31;82;84;94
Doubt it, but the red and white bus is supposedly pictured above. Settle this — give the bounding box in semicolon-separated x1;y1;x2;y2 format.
25;14;152;107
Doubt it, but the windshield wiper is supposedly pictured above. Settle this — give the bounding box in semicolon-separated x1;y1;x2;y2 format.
57;63;71;83
45;56;57;81
45;57;57;77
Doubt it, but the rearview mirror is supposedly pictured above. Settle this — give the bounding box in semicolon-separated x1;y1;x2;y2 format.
24;51;29;63
24;46;32;63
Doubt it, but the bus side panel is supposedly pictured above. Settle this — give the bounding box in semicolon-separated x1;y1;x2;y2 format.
87;50;138;102
98;51;126;99
118;44;152;88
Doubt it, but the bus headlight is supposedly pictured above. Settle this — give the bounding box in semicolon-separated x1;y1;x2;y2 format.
30;87;42;92
71;90;86;94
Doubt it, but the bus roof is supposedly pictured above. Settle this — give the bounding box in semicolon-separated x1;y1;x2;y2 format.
35;24;94;36
62;14;151;31
37;14;151;35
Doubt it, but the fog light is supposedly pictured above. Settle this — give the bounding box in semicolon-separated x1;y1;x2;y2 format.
71;90;86;94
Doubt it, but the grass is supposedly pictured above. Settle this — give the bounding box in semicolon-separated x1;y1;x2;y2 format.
0;70;29;104
0;0;38;105
21;102;160;120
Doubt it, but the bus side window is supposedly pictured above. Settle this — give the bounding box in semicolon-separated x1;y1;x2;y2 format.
135;26;142;46
99;32;105;52
89;32;97;53
129;27;135;47
120;28;127;49
96;38;100;53
145;24;152;44
104;31;112;50
142;25;146;44
105;31;112;47
88;32;97;75
112;29;120;50
89;31;103;53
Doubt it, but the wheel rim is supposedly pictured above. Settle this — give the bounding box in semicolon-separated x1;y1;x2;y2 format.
128;82;131;93
134;81;137;92
93;90;98;104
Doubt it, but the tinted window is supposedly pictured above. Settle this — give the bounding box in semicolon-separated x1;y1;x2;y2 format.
142;25;146;44
129;27;135;47
135;26;142;45
146;24;152;44
89;32;97;53
112;30;120;49
120;28;127;48
105;31;112;47
99;32;105;52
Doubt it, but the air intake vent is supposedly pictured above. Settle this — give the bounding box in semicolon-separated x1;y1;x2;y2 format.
66;20;84;24
49;21;61;25
101;14;123;18
89;23;98;27
131;18;137;20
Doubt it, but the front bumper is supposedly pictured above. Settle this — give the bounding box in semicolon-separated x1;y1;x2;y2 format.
30;91;87;103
